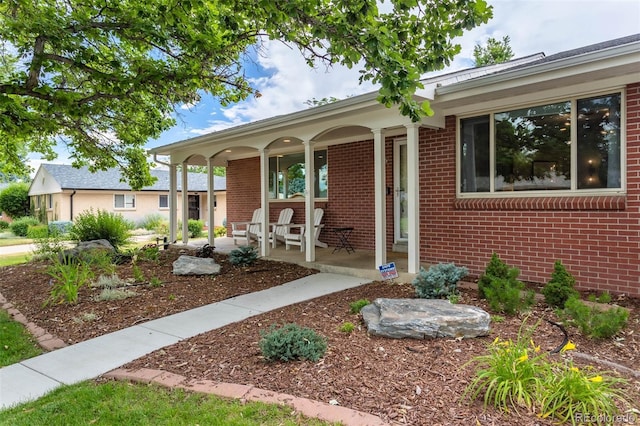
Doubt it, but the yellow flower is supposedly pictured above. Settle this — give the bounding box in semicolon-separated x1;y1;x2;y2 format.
570;367;580;372
493;337;500;345
534;344;541;353
517;353;529;363
588;375;603;383
561;341;576;352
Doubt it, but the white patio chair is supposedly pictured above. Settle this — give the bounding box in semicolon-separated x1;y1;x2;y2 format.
258;208;294;248
231;207;262;245
284;208;327;252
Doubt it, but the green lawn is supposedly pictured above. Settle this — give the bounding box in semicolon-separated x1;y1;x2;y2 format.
0;381;337;426
0;309;43;366
0;253;30;267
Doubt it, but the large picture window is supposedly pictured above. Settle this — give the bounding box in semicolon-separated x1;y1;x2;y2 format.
268;150;328;199
459;92;622;194
114;194;135;208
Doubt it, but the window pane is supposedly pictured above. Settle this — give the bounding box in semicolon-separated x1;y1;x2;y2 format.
577;94;621;189
268;150;328;199
495;102;571;191
159;195;168;208
114;194;124;208
460;116;490;192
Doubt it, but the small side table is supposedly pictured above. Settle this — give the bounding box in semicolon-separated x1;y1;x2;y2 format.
332;227;355;254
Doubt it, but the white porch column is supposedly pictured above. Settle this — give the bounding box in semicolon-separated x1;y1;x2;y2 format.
169;163;178;243
259;148;270;257
372;128;386;268
406;123;421;273
303;139;315;261
207;157;215;246
181;162;189;244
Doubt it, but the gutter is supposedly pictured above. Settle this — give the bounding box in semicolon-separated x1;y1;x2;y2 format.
69;189;76;220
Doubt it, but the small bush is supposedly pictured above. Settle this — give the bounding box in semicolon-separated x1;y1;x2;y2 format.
187;219;204;238
94;288;138;301
9;216;39;237
339;322;355;333
229;245;258;266
27;224;49;239
561;297;629;339
70;208;132;251
45;258;94;305
138;214;165;231
0;220;9;230
48;221;74;235
92;274;130;289
349;299;370;314
149;277;163;288
478;252;512;299
214;226;227;237
31;230;67;260
412;262;468;299
259;323;327;362
542;260;578;308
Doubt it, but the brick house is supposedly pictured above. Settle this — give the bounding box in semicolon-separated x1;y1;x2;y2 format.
151;34;640;296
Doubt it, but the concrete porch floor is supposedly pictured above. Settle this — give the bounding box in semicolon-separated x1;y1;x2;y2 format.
206;237;417;283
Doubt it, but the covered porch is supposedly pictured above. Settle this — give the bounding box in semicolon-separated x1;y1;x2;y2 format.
150;88;445;278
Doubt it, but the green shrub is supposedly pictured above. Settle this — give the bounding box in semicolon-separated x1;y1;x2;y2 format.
483;276;535;315
94;288;138;301
187;219;204;238
69;208;132;250
138;213;165;231
45;258;94;305
339;322;355;333
9;216;39;237
49;221;73;235
561;297;629;339
27;224;49;239
349;299;370;314
214;225;227;237
229;245;258;266
542;260;578;308
259;323;327;362
477;252;512;299
0;220;9;230
31;230;67;260
412;262;468;299
0;182;29;219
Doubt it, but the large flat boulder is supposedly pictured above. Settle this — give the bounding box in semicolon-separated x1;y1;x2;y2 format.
361;298;490;339
172;255;221;276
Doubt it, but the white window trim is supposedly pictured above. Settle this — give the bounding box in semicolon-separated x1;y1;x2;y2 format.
114;193;136;209
456;89;627;199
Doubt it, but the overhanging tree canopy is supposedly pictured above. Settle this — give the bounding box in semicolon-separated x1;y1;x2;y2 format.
1;0;492;189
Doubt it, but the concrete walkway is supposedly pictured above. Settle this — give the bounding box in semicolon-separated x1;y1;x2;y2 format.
0;272;383;424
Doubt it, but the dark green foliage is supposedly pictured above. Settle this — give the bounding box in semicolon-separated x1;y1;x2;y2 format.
478;252;511;298
69;209;132;251
349;299;370;314
561;297;629;339
0;182;29;219
412;262;468;299
187;219;204;238
0;219;9;229
48;221;73;235
259;323;327;362
479;253;534;314
228;245;258;266
27;224;49;239
9;216;39;237
542;260;578;308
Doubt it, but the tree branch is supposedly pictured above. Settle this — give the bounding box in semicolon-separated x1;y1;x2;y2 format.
26;35;46;90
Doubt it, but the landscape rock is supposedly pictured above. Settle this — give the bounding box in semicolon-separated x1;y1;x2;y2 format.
172;255;221;276
361;298;490;339
59;239;115;263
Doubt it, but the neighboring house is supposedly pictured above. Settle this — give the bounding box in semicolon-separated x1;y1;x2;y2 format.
28;164;227;228
150;34;640;297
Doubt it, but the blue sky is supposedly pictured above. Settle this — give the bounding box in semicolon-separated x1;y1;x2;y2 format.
30;0;640;167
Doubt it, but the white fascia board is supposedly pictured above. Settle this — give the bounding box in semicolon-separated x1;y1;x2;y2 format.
435;42;640;100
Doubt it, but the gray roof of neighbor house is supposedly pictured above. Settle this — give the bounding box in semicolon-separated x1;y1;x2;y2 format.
39;163;225;192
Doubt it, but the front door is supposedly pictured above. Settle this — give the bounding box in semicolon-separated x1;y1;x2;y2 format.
394;139;408;244
188;194;200;220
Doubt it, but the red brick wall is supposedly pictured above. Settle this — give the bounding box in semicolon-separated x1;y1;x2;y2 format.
419;84;640;296
226;157;261;223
